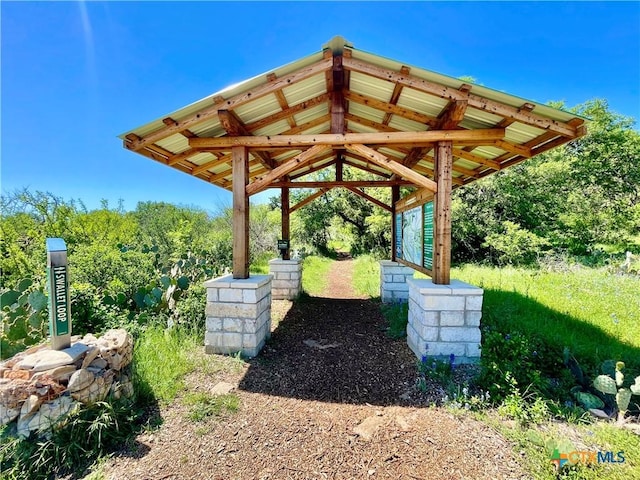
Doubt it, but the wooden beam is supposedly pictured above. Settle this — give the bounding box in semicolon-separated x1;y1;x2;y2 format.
189;129;505;149
436;100;468;130
267;73;296;128
433;141;452;285
270;180;413;188
342;56;578;138
246;144;331;196
336;158;343;181
192;153;231;175
344;112;403;133
281;185;290;260
395;187;435;213
280;115;330;135
330;56;346;134
218;110;275;170
391;185;400;261
452;147;501;170
346;143;438;192
344;186;392;212
383;66;411;125
244;93;331;132
343;90;438;127
125;58;333;151
232;146;249;279
492;139;532;158
289;188;332;213
403;147;430;168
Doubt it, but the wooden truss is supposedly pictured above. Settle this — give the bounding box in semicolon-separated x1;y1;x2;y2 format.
122;39;586;284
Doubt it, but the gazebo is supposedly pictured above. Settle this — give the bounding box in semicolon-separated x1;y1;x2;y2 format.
121;37;586;360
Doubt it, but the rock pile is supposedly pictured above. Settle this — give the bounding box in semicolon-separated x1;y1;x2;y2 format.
0;329;134;438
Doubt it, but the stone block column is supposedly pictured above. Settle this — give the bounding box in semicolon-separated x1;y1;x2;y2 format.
204;274;272;358
379;260;415;303
407;278;483;364
269;258;302;300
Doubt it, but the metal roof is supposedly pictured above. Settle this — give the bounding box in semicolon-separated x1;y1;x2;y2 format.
121;36;586;192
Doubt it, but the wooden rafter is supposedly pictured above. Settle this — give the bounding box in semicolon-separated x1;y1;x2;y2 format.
290;188;332;213
244;93;330;132
189;129;505;149
342;56;579;138
343;90;438;127
435;98;469;130
218;110;275;169
452;147;501;170
345;112;403;133
269;180;413;188
344;186;392;212
246;144;331;195
267;73;296;128
125;58;333;151
342;159;391;179
346;143;438;192
330;55;346;134
383;66;411;125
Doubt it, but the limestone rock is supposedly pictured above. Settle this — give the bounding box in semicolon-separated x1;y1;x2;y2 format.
210;382;236;396
89;358;108;370
4;369;31;380
81;346;100;369
20;394;41;417
15;343;89;372
71;374;112;405
67;369;94;393
353;415;386;441
17;395;76;439
31;365;76;383
0;404;20;426
0;379;32;408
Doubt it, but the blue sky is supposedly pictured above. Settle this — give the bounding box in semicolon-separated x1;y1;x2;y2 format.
2;1;639;213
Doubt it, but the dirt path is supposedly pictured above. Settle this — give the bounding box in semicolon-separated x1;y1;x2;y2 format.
103;259;527;480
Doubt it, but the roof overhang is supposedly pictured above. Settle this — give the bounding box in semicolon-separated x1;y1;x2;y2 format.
120;36;587;194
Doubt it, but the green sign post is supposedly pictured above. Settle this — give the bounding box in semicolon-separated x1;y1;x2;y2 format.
46;238;71;350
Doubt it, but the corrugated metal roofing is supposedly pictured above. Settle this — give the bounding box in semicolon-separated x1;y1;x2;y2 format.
121;36;587;193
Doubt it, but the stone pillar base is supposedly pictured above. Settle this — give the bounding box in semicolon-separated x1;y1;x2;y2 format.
203;274;272;358
407;278;483;364
379;260;414;303
269;258;302;300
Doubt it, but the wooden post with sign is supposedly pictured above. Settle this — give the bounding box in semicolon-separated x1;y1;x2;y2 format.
232;146;250;279
433;141;453;284
46;238;71;350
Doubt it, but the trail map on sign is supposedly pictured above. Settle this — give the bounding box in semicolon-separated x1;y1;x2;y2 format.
402;206;422;266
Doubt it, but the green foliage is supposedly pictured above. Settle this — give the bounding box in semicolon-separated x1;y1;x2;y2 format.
380;302;408;339
452;99;640;263
352;254;381;298
0;399;142;480
183;392;240;422
497;374;551;426
0;278;48;359
301;256;333;296
131;325;200;404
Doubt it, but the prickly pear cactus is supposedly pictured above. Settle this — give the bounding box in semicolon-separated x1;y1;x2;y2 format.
631;376;640;396
574;391;605;410
594;375;618;395
617;388;632;412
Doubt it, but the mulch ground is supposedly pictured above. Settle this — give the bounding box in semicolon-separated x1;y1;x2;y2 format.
102;258;528;480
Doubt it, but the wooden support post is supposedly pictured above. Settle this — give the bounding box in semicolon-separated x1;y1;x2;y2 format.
281;185;290;260
433;141;452;284
232;146;249;279
391;185;400;262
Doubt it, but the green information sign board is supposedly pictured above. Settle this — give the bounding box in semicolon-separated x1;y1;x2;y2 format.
46;238;71;350
423;201;434;270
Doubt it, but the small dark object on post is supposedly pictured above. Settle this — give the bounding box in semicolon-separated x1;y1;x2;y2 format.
277;239;290;260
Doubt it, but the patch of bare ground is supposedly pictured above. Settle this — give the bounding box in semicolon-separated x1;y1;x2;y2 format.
102;259;528;480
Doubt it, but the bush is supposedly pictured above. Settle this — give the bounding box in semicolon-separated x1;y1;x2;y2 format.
484;221;550;265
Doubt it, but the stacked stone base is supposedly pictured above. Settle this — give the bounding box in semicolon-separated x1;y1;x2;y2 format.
204;275;272;357
269;258;302;300
407;278;483;364
380;260;415;303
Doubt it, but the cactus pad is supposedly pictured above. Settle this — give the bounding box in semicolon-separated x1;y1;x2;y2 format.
574;391;604;410
617;388;632;412
594;375;618;395
631;376;640;395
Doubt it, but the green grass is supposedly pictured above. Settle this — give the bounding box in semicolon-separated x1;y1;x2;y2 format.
301;255;334;296
183;392;240;422
453;265;640;370
132;325;201;404
352;254;381;298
